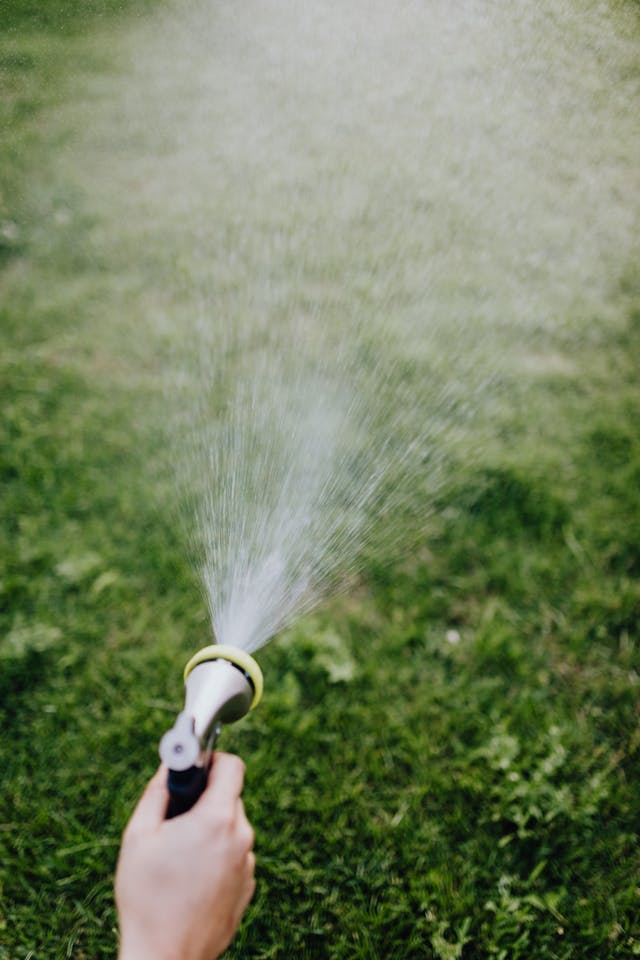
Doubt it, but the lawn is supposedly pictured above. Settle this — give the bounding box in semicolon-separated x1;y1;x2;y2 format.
1;1;639;958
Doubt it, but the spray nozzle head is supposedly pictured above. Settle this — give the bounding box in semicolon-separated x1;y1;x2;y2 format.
182;644;263;709
159;645;263;772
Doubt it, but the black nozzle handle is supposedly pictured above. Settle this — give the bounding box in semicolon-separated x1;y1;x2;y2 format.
166;763;210;819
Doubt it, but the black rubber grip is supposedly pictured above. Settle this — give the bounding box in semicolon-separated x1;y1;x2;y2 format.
166;765;209;819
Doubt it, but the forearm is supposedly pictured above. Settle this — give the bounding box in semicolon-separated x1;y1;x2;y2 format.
114;756;254;960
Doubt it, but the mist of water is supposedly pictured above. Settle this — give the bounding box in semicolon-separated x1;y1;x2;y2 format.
54;0;640;652
170;307;487;653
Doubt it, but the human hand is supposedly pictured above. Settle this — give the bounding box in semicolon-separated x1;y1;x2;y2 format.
115;753;255;960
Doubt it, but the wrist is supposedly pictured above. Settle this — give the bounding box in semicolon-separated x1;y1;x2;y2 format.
117;932;178;960
118;939;221;960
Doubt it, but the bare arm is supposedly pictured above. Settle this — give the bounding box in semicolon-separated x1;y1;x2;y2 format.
115;753;255;960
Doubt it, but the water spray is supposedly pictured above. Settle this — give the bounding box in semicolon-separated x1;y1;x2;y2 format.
159;644;263;818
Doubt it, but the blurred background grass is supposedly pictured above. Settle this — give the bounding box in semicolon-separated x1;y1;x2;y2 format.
1;1;639;958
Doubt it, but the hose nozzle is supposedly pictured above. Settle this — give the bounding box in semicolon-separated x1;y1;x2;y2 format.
159;645;263;817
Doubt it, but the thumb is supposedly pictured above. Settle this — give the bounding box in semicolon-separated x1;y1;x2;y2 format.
125;764;169;834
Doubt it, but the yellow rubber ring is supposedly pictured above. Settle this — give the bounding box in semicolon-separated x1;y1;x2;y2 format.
183;644;263;710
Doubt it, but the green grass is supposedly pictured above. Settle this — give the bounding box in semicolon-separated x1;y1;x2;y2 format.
1;1;639;958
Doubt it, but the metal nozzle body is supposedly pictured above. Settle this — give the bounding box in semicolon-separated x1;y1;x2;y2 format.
159;659;254;771
158;645;263;817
